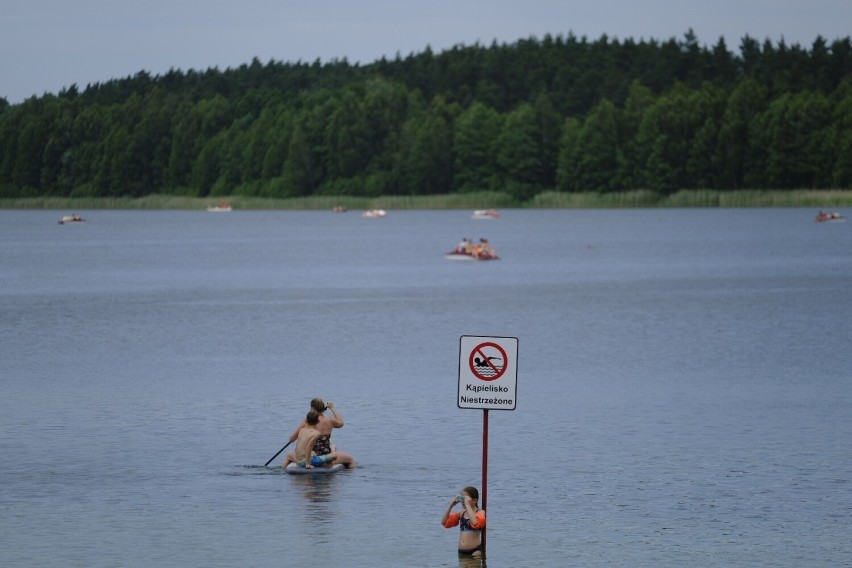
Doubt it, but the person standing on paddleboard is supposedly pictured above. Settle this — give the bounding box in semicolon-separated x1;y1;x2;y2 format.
441;486;486;557
283;398;355;468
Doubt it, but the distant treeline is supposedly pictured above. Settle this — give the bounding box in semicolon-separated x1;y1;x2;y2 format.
2;30;852;201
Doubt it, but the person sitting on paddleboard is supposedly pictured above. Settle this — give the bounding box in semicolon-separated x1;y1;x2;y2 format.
283;398;355;468
441;486;486;557
291;410;338;469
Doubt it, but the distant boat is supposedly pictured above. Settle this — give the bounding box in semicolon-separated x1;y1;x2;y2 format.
332;205;348;213
815;210;845;223
445;238;499;261
207;202;233;212
58;214;86;224
471;209;500;219
362;209;387;218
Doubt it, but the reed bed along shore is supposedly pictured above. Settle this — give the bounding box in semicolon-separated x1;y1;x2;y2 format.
2;190;852;210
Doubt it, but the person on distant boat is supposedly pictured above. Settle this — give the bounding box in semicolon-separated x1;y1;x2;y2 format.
283;398;355;468
441;486;486;557
456;238;469;254
290;410;339;469
478;238;495;258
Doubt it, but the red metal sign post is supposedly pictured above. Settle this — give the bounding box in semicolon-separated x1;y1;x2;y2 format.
481;408;489;554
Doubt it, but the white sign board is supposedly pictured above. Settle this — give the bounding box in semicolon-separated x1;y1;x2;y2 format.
458;335;518;410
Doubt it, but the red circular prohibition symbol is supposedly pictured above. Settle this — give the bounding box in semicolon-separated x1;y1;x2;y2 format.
468;342;508;381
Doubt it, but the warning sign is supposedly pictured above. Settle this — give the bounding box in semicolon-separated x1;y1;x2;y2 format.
469;342;508;381
458;336;518;410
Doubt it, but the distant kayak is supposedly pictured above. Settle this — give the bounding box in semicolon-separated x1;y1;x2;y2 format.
815;210;845;222
471;209;500;219
58;214;86;224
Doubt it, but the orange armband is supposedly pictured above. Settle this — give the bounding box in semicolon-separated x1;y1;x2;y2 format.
443;512;460;528
469;510;486;529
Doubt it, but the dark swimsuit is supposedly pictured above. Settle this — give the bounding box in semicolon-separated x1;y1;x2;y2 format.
458;544;482;556
458;511;483;555
459;513;480;532
313;434;332;455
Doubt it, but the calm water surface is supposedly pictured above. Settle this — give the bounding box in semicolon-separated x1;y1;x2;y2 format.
1;208;850;567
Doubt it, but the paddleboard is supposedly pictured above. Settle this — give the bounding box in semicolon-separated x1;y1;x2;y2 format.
285;463;345;475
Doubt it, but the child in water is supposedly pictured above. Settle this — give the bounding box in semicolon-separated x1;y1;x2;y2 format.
441;486;486;557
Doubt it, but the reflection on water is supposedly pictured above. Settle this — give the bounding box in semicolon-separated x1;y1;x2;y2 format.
292;473;339;504
291;474;340;545
458;554;486;568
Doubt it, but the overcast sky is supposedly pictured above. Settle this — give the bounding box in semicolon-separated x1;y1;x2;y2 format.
2;0;850;104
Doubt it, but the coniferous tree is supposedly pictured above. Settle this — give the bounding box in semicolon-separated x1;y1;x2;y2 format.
555;117;581;193
830;82;852;187
453;102;502;192
573;99;620;192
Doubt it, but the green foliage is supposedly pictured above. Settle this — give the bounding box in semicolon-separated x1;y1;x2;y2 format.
394;105;454;195
2;32;852;203
572;99;621;192
830;83;852;186
453;102;503;192
754;92;834;188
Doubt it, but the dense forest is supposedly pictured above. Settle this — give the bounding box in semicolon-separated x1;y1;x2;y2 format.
2;30;852;201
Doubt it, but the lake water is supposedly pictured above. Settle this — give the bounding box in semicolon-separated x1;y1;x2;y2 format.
1;208;850;567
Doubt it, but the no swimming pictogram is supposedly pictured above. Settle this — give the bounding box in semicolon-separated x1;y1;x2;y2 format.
469;342;508;381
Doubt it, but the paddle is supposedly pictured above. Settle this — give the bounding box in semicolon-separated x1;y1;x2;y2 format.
264;440;292;467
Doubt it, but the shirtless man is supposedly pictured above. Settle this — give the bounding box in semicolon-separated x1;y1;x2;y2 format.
289;410;338;469
283;398;356;468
